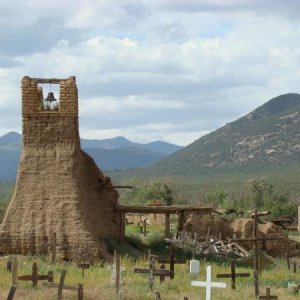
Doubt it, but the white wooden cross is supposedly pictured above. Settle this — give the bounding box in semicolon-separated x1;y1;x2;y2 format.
191;265;226;300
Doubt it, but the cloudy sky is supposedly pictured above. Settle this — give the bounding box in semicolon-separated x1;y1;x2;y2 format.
0;0;300;146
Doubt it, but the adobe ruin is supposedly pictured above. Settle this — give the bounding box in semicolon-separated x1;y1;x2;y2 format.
0;76;122;260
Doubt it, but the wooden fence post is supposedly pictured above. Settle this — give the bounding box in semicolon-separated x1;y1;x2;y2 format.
11;256;18;287
7;286;17;300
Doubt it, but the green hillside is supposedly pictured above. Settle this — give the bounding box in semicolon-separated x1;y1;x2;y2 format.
110;93;300;200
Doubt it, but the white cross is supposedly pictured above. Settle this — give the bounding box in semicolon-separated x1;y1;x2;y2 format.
191;265;226;300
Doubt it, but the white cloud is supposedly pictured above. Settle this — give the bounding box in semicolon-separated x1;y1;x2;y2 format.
1;1;300;146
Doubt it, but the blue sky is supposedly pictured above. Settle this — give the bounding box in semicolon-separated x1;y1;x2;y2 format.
1;0;300;145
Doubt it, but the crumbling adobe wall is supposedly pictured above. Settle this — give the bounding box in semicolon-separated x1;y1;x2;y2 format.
184;213;296;257
0;76;121;260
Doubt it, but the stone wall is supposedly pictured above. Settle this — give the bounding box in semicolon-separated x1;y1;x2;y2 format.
0;76;121;261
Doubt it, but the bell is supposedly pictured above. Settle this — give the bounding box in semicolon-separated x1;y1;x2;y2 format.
45;92;57;103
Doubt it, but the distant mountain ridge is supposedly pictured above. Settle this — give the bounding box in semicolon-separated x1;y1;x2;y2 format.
119;93;300;178
0;132;182;180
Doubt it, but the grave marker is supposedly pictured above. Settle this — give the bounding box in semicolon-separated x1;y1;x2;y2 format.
138;218;149;236
43;269;83;300
258;287;278;300
191;265;226;300
134;252;173;290
157;244;186;280
17;262;53;287
216;260;250;289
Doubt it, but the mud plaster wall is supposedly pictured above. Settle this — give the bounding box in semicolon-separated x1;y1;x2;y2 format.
0;76;121;260
184;213;296;257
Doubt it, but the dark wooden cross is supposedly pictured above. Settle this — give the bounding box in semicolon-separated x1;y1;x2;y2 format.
138;218;149;236
43;269;83;300
229;210;284;272
76;250;91;277
134;252;173;290
216;260;250;289
228;210;284;297
17;262;53;287
77;261;90;277
157;243;186;280
258;287;278;300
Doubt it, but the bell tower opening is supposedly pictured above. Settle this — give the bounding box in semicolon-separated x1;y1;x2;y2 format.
38;82;60;111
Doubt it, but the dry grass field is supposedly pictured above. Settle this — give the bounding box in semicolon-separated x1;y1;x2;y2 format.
1;253;300;300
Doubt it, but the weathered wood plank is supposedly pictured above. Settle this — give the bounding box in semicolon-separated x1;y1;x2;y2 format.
116;205;212;214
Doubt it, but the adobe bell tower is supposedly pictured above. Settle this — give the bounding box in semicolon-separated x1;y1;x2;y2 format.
0;76;121;260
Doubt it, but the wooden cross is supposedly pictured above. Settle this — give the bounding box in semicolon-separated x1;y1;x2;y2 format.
157;244;186;280
258;287;278;299
134;252;173;290
43;269;83;300
76;251;91;277
77;261;90;277
191;265;227;300
216;260;250;289
138;218;149;236
17;262;53;287
229;210;284;272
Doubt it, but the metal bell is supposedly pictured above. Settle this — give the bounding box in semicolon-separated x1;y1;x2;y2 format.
45;92;57;103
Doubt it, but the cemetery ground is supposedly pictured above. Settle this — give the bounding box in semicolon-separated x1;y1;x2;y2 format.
1;224;300;299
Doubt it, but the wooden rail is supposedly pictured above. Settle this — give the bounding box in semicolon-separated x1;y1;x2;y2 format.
115;205;212;214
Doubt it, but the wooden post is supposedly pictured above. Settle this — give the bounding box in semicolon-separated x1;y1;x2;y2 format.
7;256;12;273
78;284;83;300
165;213;171;238
178;211;184;232
286;252;291;270
58;270;66;300
51;232;56;264
170;244;175;279
120;212;126;241
254;270;259;298
115;251;121;294
11;256;18;287
32;263;38;286
155;291;161;300
231;260;236;290
143;219;147;237
253;210;258;272
7;286;17;300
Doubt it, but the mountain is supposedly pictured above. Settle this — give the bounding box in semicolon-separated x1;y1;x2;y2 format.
84;147;164;170
118;93;300;178
0;132;21;147
0;133;182;180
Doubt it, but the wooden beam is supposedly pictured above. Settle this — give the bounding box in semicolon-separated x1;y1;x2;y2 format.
115;205;212;214
30;78;67;84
